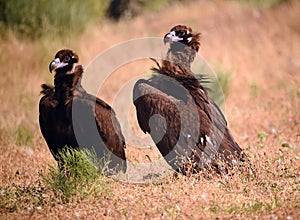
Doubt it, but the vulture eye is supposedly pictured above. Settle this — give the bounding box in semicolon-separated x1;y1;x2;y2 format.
64;56;70;62
176;30;186;37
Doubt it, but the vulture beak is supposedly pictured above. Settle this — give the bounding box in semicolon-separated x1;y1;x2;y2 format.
49;58;68;73
163;33;171;45
163;31;183;45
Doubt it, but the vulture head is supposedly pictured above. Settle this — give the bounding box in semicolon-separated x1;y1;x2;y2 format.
49;49;79;74
163;25;201;52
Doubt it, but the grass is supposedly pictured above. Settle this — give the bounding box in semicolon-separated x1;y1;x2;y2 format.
0;0;291;40
0;0;109;40
196;64;233;112
209;64;233;110
250;82;259;99
0;148;110;212
15;124;34;146
0;140;299;217
0;182;46;213
0;0;300;218
257;131;267;148
235;0;291;8
40;147;109;204
140;0;169;11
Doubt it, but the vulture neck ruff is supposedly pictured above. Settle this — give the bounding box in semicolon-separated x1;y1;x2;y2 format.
53;65;83;103
165;43;196;71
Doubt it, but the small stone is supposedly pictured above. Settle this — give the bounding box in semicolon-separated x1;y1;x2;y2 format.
270;128;276;134
252;10;260;18
201;193;208;201
0;189;5;195
36;206;42;211
166;192;172;199
75;212;80;218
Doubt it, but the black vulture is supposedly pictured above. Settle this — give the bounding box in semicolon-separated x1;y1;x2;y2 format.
133;25;246;175
39;49;126;174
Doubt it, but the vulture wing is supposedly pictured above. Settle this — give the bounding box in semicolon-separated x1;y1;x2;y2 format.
134;79;207;171
133;76;244;173
39;84;56;153
39;83;82;160
71;89;126;173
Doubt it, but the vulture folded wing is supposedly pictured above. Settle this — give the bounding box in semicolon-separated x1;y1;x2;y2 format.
133;79;202;171
72;91;126;173
172;74;244;165
39;84;60;157
134;77;244;173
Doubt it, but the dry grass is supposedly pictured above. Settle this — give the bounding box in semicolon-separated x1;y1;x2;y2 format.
0;0;299;219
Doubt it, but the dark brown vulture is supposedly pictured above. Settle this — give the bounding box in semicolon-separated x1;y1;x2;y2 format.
39;49;126;174
133;25;246;175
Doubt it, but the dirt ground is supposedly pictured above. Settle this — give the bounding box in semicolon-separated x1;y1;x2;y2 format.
0;0;299;219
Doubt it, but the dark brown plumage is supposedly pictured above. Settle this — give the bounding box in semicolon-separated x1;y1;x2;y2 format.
39;49;126;174
133;25;246;174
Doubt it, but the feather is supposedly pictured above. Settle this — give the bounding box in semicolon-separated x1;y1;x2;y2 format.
39;49;126;174
133;25;246;175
